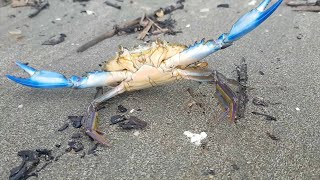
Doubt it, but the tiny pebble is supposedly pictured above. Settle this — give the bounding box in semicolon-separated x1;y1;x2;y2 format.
129;109;135;113
248;0;257;6
133;131;140;136
200;8;209;12
296;107;300;111
18;104;23;108
118;105;127;113
55;18;61;21
9;29;22;35
186;24;190;28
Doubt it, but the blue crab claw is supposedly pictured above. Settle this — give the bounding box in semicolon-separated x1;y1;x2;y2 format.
6;62;73;88
224;0;283;43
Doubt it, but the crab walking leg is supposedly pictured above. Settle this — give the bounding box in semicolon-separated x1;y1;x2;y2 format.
179;69;238;121
84;83;126;145
163;0;282;69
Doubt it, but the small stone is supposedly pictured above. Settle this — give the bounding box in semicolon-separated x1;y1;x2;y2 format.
186;24;190;28
18;104;23;108
200;8;209;12
110;115;126;124
133;131;140;136
117;105;127;113
9;29;22;35
295;107;300;111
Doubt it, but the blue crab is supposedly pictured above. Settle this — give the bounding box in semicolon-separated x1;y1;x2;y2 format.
7;0;282;146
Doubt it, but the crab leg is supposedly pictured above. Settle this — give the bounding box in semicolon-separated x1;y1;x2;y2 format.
164;0;283;68
180;69;238;121
6;62;127;88
85;83;126;145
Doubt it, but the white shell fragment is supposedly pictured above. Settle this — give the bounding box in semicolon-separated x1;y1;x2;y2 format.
248;0;257;6
85;10;96;15
183;131;207;146
296;107;300;111
18;104;23;108
200;8;210;13
9;29;22;35
186;24;190;28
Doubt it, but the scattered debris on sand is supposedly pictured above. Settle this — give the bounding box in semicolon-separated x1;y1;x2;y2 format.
9;149;54;180
77;0;186;52
42;34;66;45
104;0;121;10
118;116;147;130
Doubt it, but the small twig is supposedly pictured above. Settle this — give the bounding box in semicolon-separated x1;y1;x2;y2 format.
137;20;153;40
251;111;277;121
104;0;121;10
28;2;50;18
266;132;280;141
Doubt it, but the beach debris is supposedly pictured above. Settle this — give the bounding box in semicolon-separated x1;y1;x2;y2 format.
133;131;140;136
28;1;49;18
235;58;249;119
9;149;54;180
42;34;66;45
285;0;320;12
258;70;265;75
57;122;69;131
183;131;207;146
231;164;240;171
217;4;230;8
118;116;147;130
77;0;186;52
88;143;99;155
67;139;84;152
252;97;268;107
266;132;280;140
110;115;126;124
203;168;215;177
252;111;277;121
71;133;83;139
73;0;90;2
200;8;210;12
1;0;10;7
81;10;96;15
68;116;83;128
117;105;128;113
248;0;257;6
8;29;22;35
104;0;121;10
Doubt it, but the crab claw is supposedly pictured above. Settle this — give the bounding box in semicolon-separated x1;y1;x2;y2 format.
6;62;73;88
6;62;115;89
224;0;283;43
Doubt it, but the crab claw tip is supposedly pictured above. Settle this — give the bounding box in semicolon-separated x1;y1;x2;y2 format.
226;0;283;43
15;61;37;76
